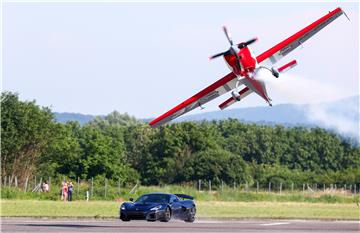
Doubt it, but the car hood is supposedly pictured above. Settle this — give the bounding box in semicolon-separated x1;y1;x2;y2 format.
123;202;163;211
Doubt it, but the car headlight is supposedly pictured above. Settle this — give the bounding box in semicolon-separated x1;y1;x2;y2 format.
121;205;126;210
150;205;162;211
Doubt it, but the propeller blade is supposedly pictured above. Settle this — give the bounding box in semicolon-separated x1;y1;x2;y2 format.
238;37;258;49
244;37;258;46
222;26;233;46
209;52;226;60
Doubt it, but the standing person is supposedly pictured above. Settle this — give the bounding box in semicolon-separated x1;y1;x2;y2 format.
68;181;74;202
63;182;68;202
43;181;49;193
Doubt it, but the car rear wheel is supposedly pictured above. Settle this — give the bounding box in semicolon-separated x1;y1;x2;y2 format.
161;207;171;222
184;207;196;223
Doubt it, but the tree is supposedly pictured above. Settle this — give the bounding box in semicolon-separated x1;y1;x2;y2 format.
1;92;57;184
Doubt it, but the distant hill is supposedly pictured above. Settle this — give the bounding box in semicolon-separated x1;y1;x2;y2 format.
54;95;359;139
54;112;97;125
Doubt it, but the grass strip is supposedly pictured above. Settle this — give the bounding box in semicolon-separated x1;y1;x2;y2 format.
1;200;358;220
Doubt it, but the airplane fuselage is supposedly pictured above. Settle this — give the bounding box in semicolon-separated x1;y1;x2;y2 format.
223;46;257;76
223;46;272;105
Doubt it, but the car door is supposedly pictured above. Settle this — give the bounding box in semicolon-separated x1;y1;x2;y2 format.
169;195;182;218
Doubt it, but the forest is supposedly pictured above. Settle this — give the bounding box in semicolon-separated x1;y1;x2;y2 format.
1;91;359;188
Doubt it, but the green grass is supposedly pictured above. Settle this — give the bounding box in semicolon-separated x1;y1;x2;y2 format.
1;186;358;204
197;201;360;220
1;200;359;220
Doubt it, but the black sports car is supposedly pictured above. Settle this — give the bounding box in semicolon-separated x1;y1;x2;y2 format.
120;192;196;222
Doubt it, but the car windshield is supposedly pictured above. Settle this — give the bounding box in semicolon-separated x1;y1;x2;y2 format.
135;194;170;204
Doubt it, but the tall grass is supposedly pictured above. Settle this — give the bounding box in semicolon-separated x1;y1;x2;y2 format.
1;185;358;204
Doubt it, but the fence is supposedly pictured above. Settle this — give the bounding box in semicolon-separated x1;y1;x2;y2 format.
1;176;359;201
195;179;359;194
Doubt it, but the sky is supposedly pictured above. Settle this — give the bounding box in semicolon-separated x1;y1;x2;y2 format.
2;1;359;118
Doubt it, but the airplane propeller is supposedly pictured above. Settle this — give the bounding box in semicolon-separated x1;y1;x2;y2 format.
209;26;236;60
209;26;257;71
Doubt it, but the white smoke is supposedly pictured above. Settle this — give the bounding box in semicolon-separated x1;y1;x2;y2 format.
254;68;359;140
306;103;359;139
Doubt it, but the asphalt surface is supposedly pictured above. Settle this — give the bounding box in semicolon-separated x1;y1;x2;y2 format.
1;218;359;233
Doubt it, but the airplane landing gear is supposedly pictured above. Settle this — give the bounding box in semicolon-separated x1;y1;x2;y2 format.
271;67;279;78
231;91;241;101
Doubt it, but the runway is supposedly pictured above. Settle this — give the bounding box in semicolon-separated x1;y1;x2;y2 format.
1;218;359;233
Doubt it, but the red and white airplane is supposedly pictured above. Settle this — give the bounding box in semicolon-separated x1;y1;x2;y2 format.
149;7;348;128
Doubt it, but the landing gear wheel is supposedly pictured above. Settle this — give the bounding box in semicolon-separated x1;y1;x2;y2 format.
161;207;171;222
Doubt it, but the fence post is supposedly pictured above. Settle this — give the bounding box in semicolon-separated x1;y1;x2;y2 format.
15;176;18;188
268;182;271;193
280;182;282;194
104;178;107;198
256;181;259;193
198;180;201;191
354;184;357;194
34;176;37;189
24;177;28;192
291;183;294;192
48;177;51;189
118;179;121;195
77;177;80;196
91;177;94;197
245;182;248;192
302;183;305;193
86;191;89;202
209;180;211;192
233;181;236;189
39;177;43;191
221;180;224;192
334;184;337;191
323;184;325;192
4;176;6;187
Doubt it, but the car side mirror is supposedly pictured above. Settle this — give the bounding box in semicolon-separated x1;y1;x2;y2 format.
129;197;134;202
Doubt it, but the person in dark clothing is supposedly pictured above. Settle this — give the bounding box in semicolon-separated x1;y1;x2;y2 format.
68;182;74;201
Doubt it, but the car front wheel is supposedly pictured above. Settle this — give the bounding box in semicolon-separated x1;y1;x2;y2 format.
161;207;171;222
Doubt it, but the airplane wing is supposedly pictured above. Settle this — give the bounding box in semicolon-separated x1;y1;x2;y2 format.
149;72;237;127
256;7;345;66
